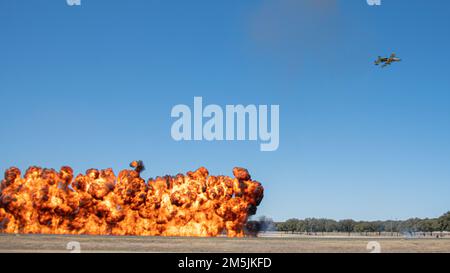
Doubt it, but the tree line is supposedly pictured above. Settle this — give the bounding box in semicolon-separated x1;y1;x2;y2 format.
247;211;450;235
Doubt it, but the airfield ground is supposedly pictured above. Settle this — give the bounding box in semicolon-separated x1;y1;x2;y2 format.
1;233;449;253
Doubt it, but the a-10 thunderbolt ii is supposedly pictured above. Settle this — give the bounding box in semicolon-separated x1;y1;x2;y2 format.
374;53;401;68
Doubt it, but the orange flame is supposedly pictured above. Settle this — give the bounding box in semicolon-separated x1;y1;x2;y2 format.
0;162;264;237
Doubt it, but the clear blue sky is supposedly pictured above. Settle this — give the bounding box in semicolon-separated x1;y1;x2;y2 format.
1;0;449;221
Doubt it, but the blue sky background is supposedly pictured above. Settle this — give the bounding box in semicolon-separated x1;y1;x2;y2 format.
1;0;449;221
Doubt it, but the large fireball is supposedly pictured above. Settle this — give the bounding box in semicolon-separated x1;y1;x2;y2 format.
0;162;264;237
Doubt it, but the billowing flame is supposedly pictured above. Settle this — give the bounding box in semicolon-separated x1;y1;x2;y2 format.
0;161;264;237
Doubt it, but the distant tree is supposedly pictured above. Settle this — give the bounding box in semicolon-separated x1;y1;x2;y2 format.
354;222;370;235
316;218;328;234
338;219;355;235
382;220;401;234
399;218;421;234
438;211;450;231
285;218;299;233
370;221;385;235
295;219;305;233
304;218;315;233
276;222;289;233
274;212;450;234
324;219;338;232
418;218;438;233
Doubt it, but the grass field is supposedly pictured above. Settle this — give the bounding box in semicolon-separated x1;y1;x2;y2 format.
1;234;449;253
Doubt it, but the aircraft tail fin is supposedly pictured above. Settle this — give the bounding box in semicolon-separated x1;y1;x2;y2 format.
375;57;382;65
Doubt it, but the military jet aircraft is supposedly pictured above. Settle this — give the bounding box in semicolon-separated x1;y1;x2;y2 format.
375;53;401;68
